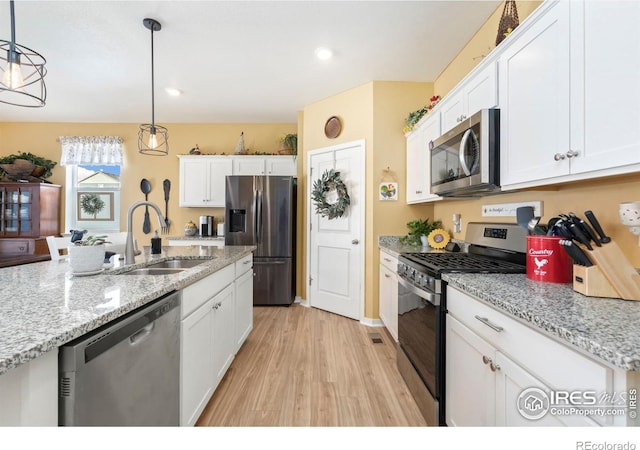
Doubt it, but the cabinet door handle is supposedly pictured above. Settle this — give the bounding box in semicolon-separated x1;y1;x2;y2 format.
566;150;579;158
415;190;422;194
490;362;501;372
554;153;566;161
482;355;491;365
474;315;504;332
384;274;391;278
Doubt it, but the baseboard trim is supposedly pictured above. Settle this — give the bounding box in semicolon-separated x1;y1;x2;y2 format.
294;296;309;307
360;317;384;327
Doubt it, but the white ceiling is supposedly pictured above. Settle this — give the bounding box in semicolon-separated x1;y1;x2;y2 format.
0;0;502;124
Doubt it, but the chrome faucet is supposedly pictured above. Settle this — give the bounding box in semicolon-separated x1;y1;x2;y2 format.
125;201;166;265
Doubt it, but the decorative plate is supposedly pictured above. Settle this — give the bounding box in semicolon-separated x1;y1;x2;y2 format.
324;116;342;139
427;228;451;249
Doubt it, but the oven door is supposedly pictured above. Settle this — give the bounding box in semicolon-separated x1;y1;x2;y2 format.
397;275;443;403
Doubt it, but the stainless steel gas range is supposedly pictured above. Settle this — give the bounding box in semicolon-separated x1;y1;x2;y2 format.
396;222;527;426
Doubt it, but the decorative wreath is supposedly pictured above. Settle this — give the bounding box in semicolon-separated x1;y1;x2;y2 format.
80;193;105;219
312;169;350;220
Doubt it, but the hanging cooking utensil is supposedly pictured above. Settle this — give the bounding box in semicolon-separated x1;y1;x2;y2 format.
516;206;534;234
163;179;171;233
140;178;151;234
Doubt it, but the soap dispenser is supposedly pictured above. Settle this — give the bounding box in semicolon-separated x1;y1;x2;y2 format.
151;230;162;254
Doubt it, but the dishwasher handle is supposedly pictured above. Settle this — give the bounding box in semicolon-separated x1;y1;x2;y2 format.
82;291;179;364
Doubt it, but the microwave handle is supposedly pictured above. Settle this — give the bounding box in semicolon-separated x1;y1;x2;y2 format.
458;128;473;176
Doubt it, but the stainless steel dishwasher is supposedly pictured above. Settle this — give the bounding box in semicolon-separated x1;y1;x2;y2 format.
58;291;181;426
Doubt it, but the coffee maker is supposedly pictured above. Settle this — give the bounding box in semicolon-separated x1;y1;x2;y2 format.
199;215;216;236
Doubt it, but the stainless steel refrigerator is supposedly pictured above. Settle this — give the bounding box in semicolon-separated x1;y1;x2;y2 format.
225;176;296;305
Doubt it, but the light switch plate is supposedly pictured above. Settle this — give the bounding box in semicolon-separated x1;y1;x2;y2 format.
482;201;543;217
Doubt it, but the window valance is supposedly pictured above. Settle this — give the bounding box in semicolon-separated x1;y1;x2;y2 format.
59;136;123;166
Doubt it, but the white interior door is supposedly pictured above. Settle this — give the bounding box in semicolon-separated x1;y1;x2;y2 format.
307;140;364;320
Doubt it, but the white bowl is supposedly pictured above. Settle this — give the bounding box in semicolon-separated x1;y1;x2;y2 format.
68;244;105;273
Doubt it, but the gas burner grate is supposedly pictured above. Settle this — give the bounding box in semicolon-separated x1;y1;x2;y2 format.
402;252;526;274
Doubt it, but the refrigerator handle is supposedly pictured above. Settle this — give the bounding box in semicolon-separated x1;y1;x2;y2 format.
253;189;259;243
257;189;263;243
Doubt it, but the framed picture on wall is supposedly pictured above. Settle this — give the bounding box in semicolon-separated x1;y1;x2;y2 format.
379;182;398;201
77;192;114;221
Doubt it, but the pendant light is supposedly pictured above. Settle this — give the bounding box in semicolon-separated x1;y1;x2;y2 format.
0;0;47;107
138;18;168;156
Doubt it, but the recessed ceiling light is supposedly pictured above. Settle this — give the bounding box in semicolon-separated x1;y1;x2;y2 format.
165;87;182;97
315;47;333;61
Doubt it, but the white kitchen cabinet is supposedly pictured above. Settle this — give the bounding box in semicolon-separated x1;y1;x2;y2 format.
405;113;442;204
568;0;640;176
499;0;571;187
180;262;244;426
445;285;640;427
500;0;640;189
0;349;58;426
179;156;233;207
378;249;398;341
180;296;215;427
232;155;297;176
439;61;498;133
234;254;254;353
212;284;236;386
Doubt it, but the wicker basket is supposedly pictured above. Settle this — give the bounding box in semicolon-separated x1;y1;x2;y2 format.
496;0;519;46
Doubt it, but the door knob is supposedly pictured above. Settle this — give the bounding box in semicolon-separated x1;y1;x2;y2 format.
352;239;359;245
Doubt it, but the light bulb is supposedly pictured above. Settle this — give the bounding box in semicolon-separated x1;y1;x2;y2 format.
148;132;158;149
2;60;24;89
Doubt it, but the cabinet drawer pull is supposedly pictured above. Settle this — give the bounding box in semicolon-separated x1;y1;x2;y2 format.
384;274;391;278
474;315;504;332
415;190;422;194
383;257;392;262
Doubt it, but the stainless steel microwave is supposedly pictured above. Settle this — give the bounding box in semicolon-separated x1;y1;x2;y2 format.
430;108;500;197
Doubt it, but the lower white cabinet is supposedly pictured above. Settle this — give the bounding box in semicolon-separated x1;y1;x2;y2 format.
179;254;254;426
446;286;638;427
378;249;398;341
0;349;58;426
234;254;254;353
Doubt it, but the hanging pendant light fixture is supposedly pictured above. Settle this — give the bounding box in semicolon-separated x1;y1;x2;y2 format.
0;0;47;107
138;18;168;156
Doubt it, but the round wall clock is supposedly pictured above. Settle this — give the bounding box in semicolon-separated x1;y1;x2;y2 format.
324;116;342;139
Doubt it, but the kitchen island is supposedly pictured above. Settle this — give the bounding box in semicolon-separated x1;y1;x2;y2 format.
0;245;255;376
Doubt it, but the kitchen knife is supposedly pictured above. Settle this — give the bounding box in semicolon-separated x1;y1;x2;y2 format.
584;210;612;243
568;221;594;251
560;239;593;267
569;212;601;247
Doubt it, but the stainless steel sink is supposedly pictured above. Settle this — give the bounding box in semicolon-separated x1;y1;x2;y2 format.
146;259;207;269
123;267;188;276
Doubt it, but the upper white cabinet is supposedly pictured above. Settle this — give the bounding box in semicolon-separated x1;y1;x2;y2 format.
405;113;442;204
233;155;297;176
180;155;297;208
569;0;640;176
500;0;640;189
439;62;498;133
179;156;233;207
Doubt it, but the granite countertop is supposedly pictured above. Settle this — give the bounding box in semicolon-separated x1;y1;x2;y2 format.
443;273;640;371
167;235;224;241
378;236;426;256
0;245;255;376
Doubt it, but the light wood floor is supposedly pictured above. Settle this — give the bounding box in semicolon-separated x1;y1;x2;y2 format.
196;304;427;427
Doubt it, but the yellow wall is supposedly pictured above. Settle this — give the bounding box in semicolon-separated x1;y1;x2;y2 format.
435;1;542;97
425;0;640;268
302;81;434;318
0;122;296;248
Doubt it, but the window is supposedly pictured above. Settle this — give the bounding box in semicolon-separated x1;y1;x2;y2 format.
65;164;121;232
58;135;124;234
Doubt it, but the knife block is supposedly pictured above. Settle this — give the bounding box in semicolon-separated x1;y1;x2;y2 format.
573;241;640;301
573;265;620;299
